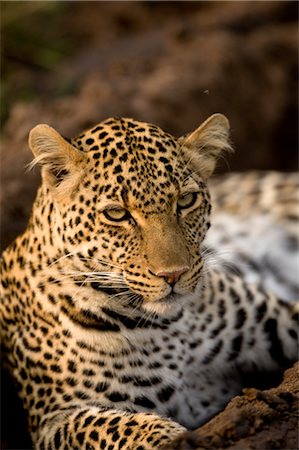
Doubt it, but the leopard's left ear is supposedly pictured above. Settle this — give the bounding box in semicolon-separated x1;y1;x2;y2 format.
180;114;232;179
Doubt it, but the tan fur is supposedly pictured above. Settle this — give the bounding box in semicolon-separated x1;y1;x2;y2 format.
2;116;297;450
141;213;191;276
181;113;232;179
29;124;86;199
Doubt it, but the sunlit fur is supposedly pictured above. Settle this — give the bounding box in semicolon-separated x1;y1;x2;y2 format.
1;117;297;450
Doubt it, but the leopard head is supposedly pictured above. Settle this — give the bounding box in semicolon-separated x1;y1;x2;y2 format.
29;114;231;315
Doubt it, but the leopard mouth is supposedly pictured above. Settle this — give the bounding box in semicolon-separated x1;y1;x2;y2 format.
90;281;182;307
91;282;183;320
90;282;127;296
90;282;143;306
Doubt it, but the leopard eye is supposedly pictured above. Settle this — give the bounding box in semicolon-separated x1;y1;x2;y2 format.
177;192;198;210
103;208;131;222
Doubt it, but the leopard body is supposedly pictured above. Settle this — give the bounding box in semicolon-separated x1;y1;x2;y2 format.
1;115;298;450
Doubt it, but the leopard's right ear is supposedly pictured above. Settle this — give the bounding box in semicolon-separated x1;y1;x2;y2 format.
29;124;86;188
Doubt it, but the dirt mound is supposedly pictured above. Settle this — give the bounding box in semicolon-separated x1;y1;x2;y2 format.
164;363;299;450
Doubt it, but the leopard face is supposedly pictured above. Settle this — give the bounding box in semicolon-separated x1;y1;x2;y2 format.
29;115;230;315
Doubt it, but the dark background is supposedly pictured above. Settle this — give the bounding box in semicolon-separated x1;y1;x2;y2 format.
0;1;298;448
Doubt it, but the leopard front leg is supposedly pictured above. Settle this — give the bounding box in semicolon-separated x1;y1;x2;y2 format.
36;406;186;450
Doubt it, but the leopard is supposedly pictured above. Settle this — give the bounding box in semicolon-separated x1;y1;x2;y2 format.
1;113;298;450
207;170;299;301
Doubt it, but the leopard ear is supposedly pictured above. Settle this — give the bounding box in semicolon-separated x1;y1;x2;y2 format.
181;114;232;179
29;124;85;189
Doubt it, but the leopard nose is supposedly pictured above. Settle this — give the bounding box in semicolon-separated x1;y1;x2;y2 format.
155;267;189;285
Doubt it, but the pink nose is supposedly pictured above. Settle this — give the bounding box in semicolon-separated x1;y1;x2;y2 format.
156;267;189;285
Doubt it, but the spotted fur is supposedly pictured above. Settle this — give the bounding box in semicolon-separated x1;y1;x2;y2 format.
208;171;299;300
1;115;298;450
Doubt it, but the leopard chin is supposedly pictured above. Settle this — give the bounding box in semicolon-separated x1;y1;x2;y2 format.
142;292;186;316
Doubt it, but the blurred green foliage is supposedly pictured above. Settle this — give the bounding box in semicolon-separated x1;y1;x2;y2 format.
1;1;77;123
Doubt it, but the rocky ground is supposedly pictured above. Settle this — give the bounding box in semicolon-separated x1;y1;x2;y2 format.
1;2;298;449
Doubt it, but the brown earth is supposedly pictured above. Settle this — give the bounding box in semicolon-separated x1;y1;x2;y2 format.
1;2;298;449
164;363;299;450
